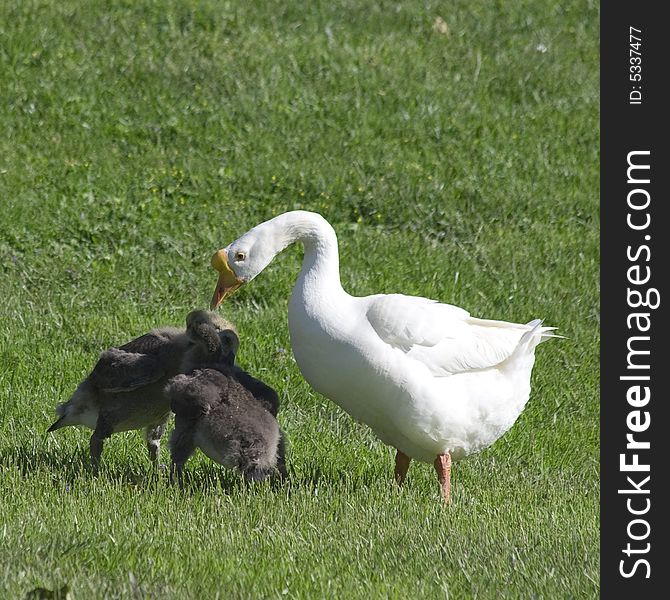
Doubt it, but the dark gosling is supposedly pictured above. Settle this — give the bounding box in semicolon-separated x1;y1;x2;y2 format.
48;310;236;466
167;326;286;485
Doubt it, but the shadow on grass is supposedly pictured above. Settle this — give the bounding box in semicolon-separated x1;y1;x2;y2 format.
0;444;88;479
0;442;293;495
147;460;368;497
24;583;71;600
170;463;382;499
285;461;384;493
173;462;295;497
0;443;163;487
0;442;381;498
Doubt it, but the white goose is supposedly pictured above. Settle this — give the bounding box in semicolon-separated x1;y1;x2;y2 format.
210;210;556;502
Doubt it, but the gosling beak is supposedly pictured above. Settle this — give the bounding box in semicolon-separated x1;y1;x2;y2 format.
210;249;244;309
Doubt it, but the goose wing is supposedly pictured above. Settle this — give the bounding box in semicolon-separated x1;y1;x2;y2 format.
365;294;532;376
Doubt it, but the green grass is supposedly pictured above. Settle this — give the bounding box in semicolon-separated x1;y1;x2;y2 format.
0;0;599;598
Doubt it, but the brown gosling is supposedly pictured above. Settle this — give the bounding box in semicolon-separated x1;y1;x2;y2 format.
167;325;286;485
48;310;236;466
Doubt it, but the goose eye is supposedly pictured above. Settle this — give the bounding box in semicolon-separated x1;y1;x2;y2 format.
234;251;246;262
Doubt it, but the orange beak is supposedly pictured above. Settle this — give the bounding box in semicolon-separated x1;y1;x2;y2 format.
210;249;244;309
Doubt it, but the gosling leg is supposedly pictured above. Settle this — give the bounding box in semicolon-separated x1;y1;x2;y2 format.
90;416;113;468
394;450;411;486
145;420;167;464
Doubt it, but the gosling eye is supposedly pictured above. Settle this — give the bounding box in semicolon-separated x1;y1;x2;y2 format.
234;251;246;262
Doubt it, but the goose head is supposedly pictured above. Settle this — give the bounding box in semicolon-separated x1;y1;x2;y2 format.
210;218;286;309
210;211;339;310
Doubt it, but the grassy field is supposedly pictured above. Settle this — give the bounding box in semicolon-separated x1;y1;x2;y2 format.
0;1;599;598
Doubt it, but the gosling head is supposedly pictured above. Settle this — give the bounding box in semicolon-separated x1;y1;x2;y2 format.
185;310;239;364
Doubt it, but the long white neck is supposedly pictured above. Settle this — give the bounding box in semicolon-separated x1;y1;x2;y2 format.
264;211;344;301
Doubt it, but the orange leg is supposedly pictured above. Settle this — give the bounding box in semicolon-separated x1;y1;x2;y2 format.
394;450;411;486
434;453;452;504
